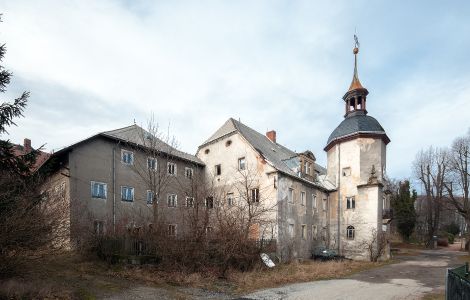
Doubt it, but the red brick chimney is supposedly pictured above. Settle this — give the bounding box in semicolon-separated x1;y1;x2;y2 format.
24;138;32;153
266;130;276;143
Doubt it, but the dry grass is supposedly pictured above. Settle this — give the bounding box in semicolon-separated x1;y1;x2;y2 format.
421;292;445;300
0;254;386;298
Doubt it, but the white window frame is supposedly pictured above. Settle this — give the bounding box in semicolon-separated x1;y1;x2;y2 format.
227;192;234;206
91;181;107;199
146;190;154;205
167;162;177;176
94;220;104;235
238;157;246;170
185;167;193;179
251;188;260;204
288;223;295;237
121;149;134;165
346;196;356;210
346;225;355;240
121;186;134;202
301;224;307;240
168;224;177;237
300;191;306;206
147;157;157;170
185;196;194;207
167;193;177;207
288;188;294;203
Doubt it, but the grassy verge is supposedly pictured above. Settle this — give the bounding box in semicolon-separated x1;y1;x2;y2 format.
0;254;387;298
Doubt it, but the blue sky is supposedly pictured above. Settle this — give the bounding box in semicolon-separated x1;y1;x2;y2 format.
1;0;470;182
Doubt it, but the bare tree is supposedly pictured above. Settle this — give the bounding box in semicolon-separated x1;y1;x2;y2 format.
359;228;388;262
413;146;447;246
443;133;470;248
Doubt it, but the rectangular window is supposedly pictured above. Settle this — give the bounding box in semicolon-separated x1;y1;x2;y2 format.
288;188;294;203
146;190;154;205
288;223;295;237
301;224;307;239
300;191;306;206
168;224;177;236
167;162;177;176
238;157;246;170
186;196;194;207
205;196;214;209
312;225;317;239
205;226;213;235
167;194;177;207
94;220;104;235
250;188;260;203
322;198;327;211
227;192;234;206
342;167;351;177
121;150;134;165
91;181;107;199
147;157;157;170
346;196;356;209
312;194;317;208
215;164;221;176
185;167;193;179
121;186;134;202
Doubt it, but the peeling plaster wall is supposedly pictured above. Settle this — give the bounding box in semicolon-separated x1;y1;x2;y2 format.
277;174;329;260
326;137;387;260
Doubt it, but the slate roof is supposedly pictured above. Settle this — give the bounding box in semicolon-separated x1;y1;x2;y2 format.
54;125;204;165
200;118;333;190
326;111;389;149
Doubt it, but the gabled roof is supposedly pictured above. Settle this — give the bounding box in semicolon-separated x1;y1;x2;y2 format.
200;118;333;190
12;144;50;172
52;124;204;165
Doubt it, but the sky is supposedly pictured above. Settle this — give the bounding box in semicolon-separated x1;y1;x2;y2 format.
1;0;470;183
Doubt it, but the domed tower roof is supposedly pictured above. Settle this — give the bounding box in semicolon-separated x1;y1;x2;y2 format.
324;36;390;151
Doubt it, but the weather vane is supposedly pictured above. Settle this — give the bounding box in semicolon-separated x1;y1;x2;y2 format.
353;34;360;54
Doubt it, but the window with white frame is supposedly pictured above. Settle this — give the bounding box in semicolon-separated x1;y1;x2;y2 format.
121;186;134;202
147;157;157;170
288;188;294;203
238;157;246;170
94;220;104;235
300;191;306;206
250;188;260;204
288;223;295;237
312;194;317;209
91;181;107;199
167;194;177;207
205;196;214;209
121;150;134;165
146;190;154;205
346;225;355;240
301;224;307;239
185;167;193;179
346;196;356;209
227;192;234;206
186;196;194;207
167;162;177;176
168;224;177;236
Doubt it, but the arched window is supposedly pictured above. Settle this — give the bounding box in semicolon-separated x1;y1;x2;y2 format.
346;225;355;240
349;98;355;111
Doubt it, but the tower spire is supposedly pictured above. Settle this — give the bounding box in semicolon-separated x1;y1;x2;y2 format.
342;34;369;117
348;34;365;91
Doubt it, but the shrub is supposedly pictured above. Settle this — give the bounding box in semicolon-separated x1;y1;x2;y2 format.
447;233;455;244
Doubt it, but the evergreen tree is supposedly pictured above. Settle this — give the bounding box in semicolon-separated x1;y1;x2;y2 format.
391;180;417;242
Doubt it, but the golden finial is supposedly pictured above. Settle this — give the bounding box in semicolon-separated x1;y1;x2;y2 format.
348;34;364;91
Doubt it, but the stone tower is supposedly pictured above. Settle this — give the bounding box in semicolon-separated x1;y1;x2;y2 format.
324;39;391;259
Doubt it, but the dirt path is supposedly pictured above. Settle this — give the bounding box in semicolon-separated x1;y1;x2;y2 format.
242;248;464;300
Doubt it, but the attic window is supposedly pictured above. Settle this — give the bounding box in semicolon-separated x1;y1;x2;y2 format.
204;149;210;154
225;140;232;147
